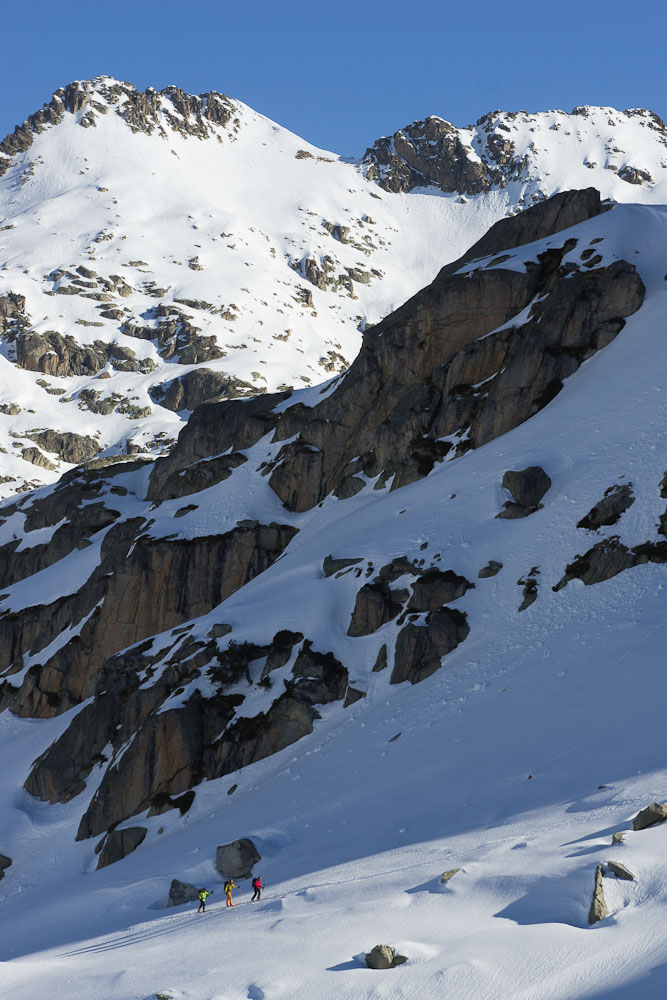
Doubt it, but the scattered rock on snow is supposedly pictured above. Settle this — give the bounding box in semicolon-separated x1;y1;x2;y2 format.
577;483;634;530
167;879;201;906
215;837;261;880
440;868;460;884
323;555;363;577
588;863;609;924
478;560;503;578
553;537;639;590
606;861;635;881
517;567;540;611
632;801;667;831
365;944;408;969
611;832;625;845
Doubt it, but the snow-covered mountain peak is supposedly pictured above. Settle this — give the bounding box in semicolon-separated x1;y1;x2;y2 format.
0;75;242;170
363;104;667;201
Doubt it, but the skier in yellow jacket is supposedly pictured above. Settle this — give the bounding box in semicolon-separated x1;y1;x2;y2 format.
224;879;238;907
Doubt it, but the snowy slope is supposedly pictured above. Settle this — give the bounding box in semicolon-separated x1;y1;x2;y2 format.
0;79;666;497
1;202;667;998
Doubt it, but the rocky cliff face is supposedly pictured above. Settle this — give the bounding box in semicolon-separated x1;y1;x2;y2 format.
0;188;653;856
151;189;644;511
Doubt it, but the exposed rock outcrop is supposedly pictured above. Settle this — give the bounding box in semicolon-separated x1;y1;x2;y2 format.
554;537;667;591
16;331;111;376
0;79;238;177
150;369;255;412
148;391;289;500
2;515;297;719
408;569;472;610
348;580;407;636
588;863;609;924
23;430;101;464
96;826;147;869
391;608;469;685
23;627;343;840
577;483;635;530
364;115;497;195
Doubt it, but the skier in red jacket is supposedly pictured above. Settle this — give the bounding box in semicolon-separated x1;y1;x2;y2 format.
251;875;264;902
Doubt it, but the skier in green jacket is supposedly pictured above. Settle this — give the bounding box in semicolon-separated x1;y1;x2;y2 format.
197;888;213;913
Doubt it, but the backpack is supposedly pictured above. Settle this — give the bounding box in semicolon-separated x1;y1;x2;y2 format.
224;880;233;893
252;878;261;889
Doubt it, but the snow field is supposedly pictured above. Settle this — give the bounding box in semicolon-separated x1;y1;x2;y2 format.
3;105;667;997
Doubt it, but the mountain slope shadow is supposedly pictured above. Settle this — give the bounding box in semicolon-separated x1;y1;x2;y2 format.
585;961;667;998
494;868;594;928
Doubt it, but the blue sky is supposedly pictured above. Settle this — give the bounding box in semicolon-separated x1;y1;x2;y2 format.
3;0;666;156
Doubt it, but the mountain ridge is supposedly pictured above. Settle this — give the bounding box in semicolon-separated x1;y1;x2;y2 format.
0;78;665;500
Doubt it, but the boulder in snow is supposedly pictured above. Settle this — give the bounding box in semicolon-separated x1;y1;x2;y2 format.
497;467;551;518
478;560;503;578
606;861;635;881
440;868;460;884
365;944;408;969
632;801;667;830
167;879;202;906
215;837;261;880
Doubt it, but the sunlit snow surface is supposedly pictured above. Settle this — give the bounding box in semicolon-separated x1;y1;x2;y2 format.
0;201;666;997
0;87;667;497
